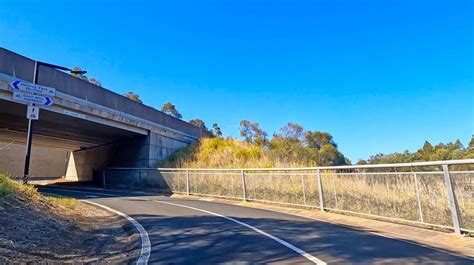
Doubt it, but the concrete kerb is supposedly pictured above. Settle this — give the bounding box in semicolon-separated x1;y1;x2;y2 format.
170;193;474;259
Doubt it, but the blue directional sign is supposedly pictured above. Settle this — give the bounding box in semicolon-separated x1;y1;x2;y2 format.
10;80;56;96
13;91;53;106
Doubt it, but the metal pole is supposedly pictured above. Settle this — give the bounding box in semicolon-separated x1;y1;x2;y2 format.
22;61;39;184
301;174;307;205
241;170;247;201
186;170;190;195
442;165;462;234
316;169;325;211
413;173;424;223
333;174;338;209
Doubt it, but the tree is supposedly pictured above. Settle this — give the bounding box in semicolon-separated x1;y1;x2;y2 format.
304;131;336;149
469;135;474;149
88;77;102;87
268;123;348;166
189;119;207;130
318;144;347;166
212;123;223;138
359;137;474;165
161;102;182;119
70;66;88;81
278;122;304;141
123;92;143;103
240;120;252;143
70;66;102;86
239;120;267;146
269;122;305;162
416;141;434;160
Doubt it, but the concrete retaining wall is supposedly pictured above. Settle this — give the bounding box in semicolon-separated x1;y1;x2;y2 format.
0;141;69;178
102;169;171;193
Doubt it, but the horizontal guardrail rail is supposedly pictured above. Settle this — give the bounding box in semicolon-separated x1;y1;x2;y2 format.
105;159;474;235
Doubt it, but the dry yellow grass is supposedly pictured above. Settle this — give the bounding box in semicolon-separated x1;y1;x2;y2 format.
158;138;473;232
161;170;473;232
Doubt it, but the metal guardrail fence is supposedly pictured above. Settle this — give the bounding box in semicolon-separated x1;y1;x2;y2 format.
105;159;474;235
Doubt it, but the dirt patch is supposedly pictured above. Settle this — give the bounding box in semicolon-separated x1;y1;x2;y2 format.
0;194;139;263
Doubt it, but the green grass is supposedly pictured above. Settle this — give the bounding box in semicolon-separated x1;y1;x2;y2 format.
45;194;78;209
0;172;37;198
0;172;15;196
0;172;77;208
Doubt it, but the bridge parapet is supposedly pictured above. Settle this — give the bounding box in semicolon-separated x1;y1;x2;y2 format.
0;48;209;140
0;48;210;180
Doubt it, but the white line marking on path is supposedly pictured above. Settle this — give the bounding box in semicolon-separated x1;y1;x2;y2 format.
41;188;324;263
40;188;151;265
43;187;472;263
152;200;326;265
284;212;474;261
82;200;151;265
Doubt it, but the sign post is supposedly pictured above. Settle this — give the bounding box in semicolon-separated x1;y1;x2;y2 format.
9;60;80;184
9;61;56;184
23;62;38;184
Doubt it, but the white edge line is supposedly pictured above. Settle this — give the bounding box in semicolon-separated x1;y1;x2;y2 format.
41;187;473;262
81;200;151;265
152;200;326;265
166;194;474;260
269;211;474;261
41;188;151;264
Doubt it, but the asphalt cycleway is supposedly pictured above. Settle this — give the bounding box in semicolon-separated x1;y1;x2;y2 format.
38;185;473;264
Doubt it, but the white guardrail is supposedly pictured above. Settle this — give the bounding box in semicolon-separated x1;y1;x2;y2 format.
106;159;474;235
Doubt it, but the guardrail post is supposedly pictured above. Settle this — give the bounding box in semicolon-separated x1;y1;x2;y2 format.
413;173;424;223
241;170;247;201
332;175;338;209
316;169;325;211
186;170;190;195
442;165;462;234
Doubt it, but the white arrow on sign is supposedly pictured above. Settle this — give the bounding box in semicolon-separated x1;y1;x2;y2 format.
10;80;56;96
13;91;53;106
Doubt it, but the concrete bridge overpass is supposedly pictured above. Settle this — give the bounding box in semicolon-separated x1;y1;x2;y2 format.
0;48;209;181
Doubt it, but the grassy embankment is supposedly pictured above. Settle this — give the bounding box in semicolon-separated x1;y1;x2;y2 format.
0;172;135;263
159;138;474;231
0;172;76;209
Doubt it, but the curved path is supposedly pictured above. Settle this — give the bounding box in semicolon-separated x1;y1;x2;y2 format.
39;186;473;264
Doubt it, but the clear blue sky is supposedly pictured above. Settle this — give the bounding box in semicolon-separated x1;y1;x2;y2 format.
1;0;472;162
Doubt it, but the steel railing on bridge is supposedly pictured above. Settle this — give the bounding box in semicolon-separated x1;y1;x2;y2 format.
104;159;474;235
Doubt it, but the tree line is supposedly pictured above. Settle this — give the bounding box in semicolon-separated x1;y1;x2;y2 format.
121;90;473;166
238;121;348;166
70;76;472;166
357;137;474;165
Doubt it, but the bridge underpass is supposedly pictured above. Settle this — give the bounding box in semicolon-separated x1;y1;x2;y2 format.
0;48;208;182
0;99;142;150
